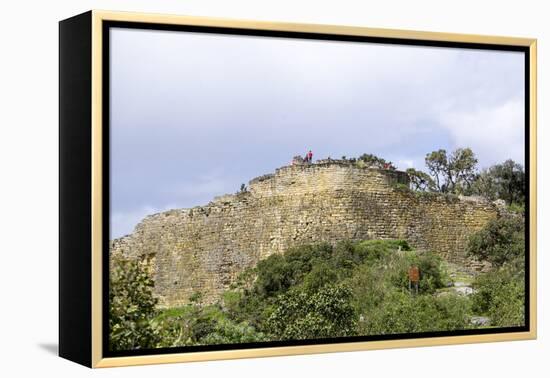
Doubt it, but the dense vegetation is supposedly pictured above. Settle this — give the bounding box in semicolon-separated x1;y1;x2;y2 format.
468;215;526;327
109;258;162;350
109;218;526;351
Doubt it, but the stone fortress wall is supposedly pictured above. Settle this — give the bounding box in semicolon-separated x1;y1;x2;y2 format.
110;161;501;307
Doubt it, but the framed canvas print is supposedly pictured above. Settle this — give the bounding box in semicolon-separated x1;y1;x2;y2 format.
59;10;537;368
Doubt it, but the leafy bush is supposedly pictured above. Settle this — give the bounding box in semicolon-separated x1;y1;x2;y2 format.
223;289;272;328
507;202;525;214
468;215;525;267
266;284;357;340
360;291;471;335
156;304;266;347
253;243;333;298
468;214;525;327
111;236;523;347
109;258;161;351
472;263;525;327
199;319;267;345
386;250;448;294
302;262;339;293
228;239;456;339
331;239;410;272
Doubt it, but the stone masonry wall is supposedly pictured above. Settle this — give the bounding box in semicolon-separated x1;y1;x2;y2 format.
110;161;500;307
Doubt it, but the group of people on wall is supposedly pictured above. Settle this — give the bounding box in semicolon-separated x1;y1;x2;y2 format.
291;150;314;165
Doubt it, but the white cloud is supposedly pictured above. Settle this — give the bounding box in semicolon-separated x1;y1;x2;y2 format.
437;98;525;167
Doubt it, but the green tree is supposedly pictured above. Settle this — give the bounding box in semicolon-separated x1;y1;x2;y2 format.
467;215;525;267
425;149;448;191
449;147;478;192
406;168;436;191
109;258;161;351
470;168;498;200
471;160;525;205
425;148;478;193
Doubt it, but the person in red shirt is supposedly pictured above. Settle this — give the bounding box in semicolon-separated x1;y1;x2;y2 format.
307;150;313;163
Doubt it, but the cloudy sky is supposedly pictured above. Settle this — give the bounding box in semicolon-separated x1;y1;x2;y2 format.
110;27;525;239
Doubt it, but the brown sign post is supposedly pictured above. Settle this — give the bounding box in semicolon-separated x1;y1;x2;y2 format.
408;266;420;294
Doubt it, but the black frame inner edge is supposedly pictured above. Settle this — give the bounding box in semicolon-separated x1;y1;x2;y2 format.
101;20;531;358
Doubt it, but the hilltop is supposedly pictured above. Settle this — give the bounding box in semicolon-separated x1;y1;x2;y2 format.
111;160;500;306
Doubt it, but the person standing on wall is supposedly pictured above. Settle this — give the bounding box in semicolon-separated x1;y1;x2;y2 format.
307;150;313;163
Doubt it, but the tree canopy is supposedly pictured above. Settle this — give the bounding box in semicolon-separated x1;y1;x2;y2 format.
470;159;525;205
406;168;435;191
425;148;478;194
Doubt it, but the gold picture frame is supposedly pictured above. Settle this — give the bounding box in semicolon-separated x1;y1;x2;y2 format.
59;10;537;368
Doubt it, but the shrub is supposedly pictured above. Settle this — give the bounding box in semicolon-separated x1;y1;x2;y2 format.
150;238;487;345
507;202;525;214
360;291;471;335
199;319;267;345
266;284;357;340
302;262;339;293
223;289;271;327
109;258;161;351
346;263;387;314
472;263;525;327
468;215;525;267
156;304;266;347
333;239;410;269
486;277;524;327
253;243;333;298
387;250;448;294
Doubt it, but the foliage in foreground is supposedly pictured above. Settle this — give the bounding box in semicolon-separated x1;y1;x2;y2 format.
110;224;526;349
472;263;525;327
223;239;470;340
468;214;526;327
109;258;161;351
